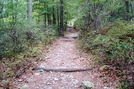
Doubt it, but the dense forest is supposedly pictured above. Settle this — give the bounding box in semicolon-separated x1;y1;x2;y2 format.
0;0;134;88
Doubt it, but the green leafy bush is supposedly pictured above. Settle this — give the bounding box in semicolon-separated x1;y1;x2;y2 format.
78;20;134;88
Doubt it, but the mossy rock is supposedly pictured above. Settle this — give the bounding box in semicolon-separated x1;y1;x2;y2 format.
99;65;109;72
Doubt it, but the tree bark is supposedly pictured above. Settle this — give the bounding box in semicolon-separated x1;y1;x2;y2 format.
27;0;32;19
125;0;129;20
53;0;56;25
130;0;134;15
33;67;93;72
59;0;64;36
57;5;60;26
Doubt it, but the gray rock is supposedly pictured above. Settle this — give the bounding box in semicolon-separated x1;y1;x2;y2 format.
104;87;110;89
99;65;109;72
47;87;52;89
50;71;53;73
39;69;44;72
72;79;79;84
80;81;94;89
53;78;59;81
69;75;73;78
18;79;23;82
46;82;52;85
60;73;65;77
22;84;29;89
45;56;50;59
35;73;40;76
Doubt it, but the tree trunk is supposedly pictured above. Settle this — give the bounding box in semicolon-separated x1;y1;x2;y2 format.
57;5;60;26
130;0;134;16
59;0;64;36
125;0;129;20
44;3;47;27
44;13;47;27
27;0;32;19
53;0;56;25
47;6;52;25
47;13;51;25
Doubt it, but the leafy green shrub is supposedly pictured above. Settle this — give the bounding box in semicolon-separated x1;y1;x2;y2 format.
106;42;132;59
78;20;134;88
0;23;58;59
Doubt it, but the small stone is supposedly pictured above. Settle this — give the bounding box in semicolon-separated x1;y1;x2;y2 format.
80;81;94;89
74;79;78;83
69;75;73;78
34;62;37;64
44;86;47;88
35;73;40;76
99;65;109;72
60;73;65;77
40;64;46;67
38;85;41;87
74;85;79;88
38;57;42;60
104;87;110;89
50;71;53;73
22;84;29;89
18;79;23;82
99;75;104;77
45;56;50;59
53;78;59;81
27;78;32;82
39;69;44;72
47;82;52;85
72;57;78;60
47;87;52;89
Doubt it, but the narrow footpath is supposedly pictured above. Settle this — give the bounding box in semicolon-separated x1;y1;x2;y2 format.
14;31;116;89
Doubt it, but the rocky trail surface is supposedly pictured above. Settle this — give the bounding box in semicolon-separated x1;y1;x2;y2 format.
14;31;116;89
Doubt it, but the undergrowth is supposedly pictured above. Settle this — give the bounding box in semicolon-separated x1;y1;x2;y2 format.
78;20;134;89
0;25;58;88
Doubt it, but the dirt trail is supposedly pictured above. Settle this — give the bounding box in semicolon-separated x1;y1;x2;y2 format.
14;31;116;89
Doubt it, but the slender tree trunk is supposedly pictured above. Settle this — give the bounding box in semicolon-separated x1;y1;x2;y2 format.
44;3;47;27
47;6;52;25
27;0;32;19
57;5;60;26
53;0;56;25
130;0;134;15
47;13;51;25
125;0;129;20
44;13;47;27
59;0;64;36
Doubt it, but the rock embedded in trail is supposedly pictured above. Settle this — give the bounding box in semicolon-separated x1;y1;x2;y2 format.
18;79;23;82
104;87;110;89
34;73;40;76
80;81;94;89
53;77;59;81
60;73;65;77
99;65;109;72
22;84;29;89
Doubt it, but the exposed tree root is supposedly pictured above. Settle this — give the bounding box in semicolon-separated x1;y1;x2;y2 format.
32;67;93;72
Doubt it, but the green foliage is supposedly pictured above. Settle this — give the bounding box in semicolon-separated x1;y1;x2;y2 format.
80;20;134;59
119;81;131;89
106;42;132;59
0;79;11;89
78;19;134;88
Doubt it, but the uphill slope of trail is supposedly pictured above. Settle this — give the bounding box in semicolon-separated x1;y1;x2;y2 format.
14;31;116;89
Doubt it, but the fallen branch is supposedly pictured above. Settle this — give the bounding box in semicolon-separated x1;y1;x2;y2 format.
32;67;93;72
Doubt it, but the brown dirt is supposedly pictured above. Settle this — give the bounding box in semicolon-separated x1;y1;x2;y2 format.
14;32;117;89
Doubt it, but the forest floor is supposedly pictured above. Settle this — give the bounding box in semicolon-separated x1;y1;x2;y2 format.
14;29;117;89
